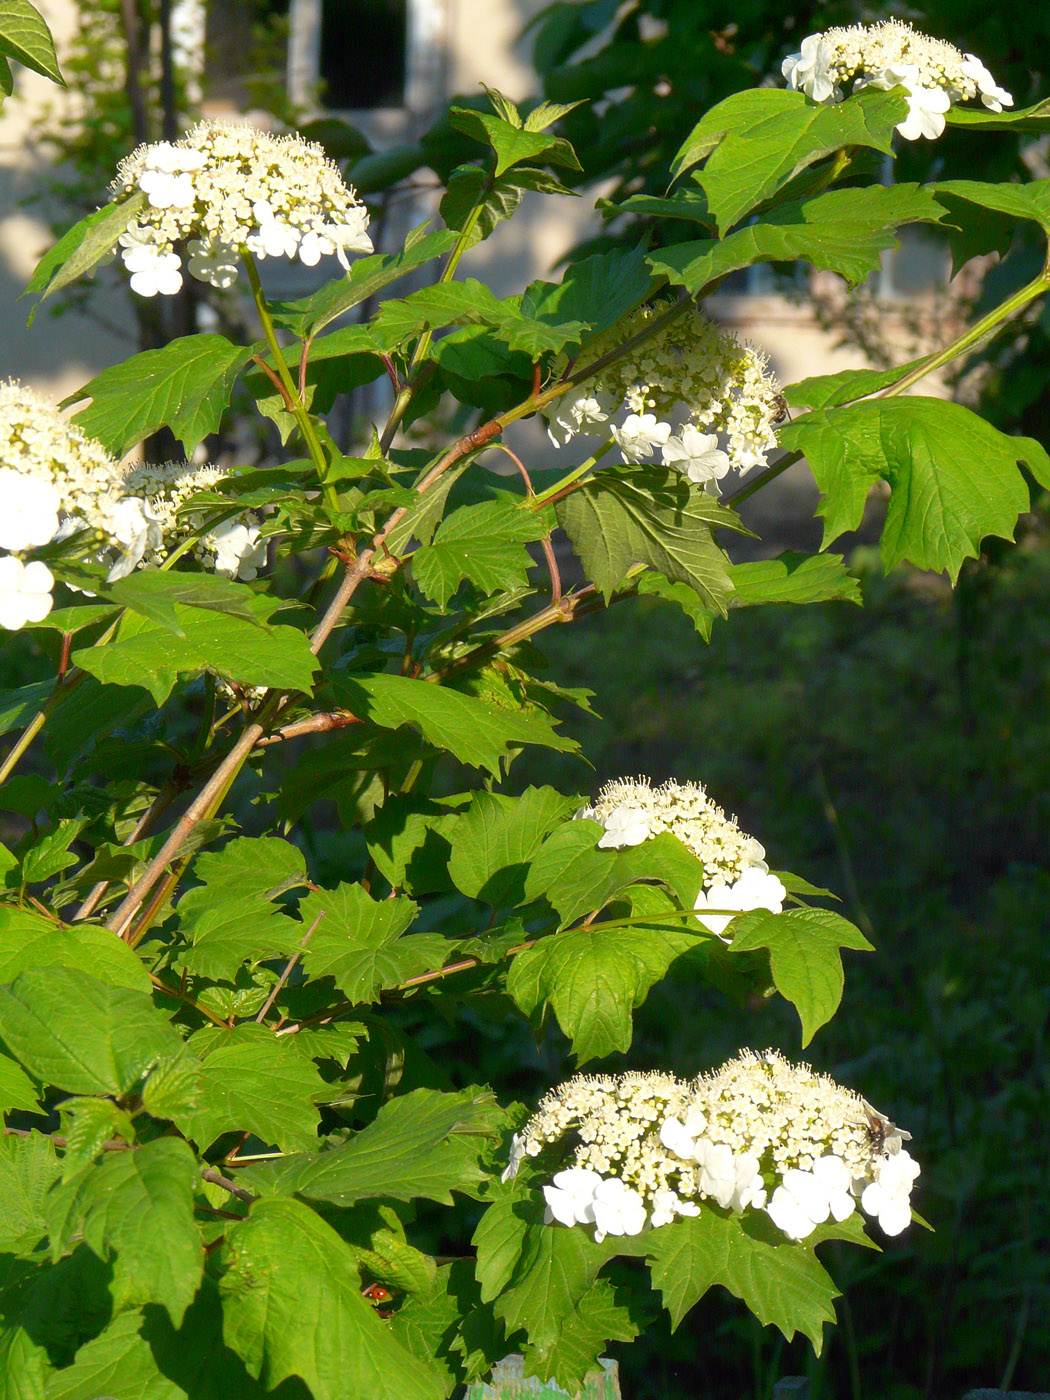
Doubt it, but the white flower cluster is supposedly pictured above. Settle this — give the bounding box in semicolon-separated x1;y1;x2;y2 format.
117;462;266;582
109;120;373;296
504;1051;919;1245
578;777;786;940
0;380;128;628
545;308;782;483
782;22;1013;141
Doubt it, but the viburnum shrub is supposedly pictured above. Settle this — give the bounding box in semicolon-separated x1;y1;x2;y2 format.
1;6;1048;1395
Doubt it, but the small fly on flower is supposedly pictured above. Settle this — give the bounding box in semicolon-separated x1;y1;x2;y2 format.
859;1098;911;1155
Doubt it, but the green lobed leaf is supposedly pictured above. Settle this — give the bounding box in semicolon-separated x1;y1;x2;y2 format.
0;681;52;739
671;87;907;233
26;195;147;326
555;465;741;609
645;1210;839;1352
365;796;463;896
412;499;549;608
0;1132;59;1255
649;183;946;294
440;165;525;251
174;1024;325;1153
106;570;284;636
45;1139;203;1325
371;280;586;359
0;1054;40;1116
175;891;302;982
448;108;581;177
43;1309;180;1400
335;673;577;776
493;1217;632;1352
784;359;928;411
66;334;254;457
219;1197;447;1400
73;604;318;706
728;907;873;1046
57;1096;136;1178
0;1324;49;1400
246;1086;505;1206
778;397;1050;579
729;554;861;609
447;787;581;908
944;97;1050;133
0;2;62;83
0;968;180;1096
297;882;450;1004
524;1277;640;1393
507;886;700;1062
521;245;654;346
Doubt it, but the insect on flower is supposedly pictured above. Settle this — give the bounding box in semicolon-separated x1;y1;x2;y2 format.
859;1098;911;1155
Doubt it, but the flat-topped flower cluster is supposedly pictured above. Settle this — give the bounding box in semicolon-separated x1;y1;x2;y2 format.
109;120;373;296
118;462;265;581
578;776;787;939
0;381;268;627
783;21;1012;140
545;307;782;482
504;1051;919;1244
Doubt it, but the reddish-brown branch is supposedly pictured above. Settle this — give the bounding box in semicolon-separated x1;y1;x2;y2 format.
255;711;360;746
251;353;294;409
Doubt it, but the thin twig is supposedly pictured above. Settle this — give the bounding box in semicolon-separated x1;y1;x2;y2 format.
200;1167;257;1203
254;910;324;1023
255;711;360;746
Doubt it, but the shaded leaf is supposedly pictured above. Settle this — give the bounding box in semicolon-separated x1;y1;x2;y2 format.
779;397;1050;579
220;1198;446;1400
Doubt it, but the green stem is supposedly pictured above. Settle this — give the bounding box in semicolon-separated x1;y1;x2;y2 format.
529;439;616;509
724;450;802;508
242;249;338;512
877;268;1050;399
378;198;486;454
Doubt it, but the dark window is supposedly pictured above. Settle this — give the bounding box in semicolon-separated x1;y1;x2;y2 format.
320;0;407;109
204;0;290;107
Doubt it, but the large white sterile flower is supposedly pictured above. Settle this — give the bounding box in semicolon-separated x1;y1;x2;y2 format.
122;244;184;297
782;33;839;102
247;200;302;259
860;1149;920;1236
662;427;732;484
139;168;196;208
694;866;787;940
0;469;61;551
543;1168;602;1227
612;412;672;462
693;1141;766;1212
0;556;54;630
897;85;952;140
590;1177;647;1242
105;496;165;581
208;519;266;581
187;238;238;289
545;390;617;448
501;1132;527;1183
658;1105;708;1160
961;54;1013;111
142;141;206;174
316;210;375;269
595;804;654;849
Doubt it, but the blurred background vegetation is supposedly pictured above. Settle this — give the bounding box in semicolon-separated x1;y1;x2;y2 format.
4;1;1050;1396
